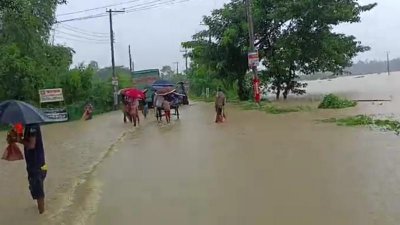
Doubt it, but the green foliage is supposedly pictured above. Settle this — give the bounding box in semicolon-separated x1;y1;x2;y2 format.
237;101;311;114
323;115;400;135
183;0;250;100
0;0;72;102
255;0;375;99
183;0;376;100
318;94;357;109
0;0;116;120
161;65;175;80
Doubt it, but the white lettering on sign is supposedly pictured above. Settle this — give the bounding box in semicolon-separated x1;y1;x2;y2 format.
39;88;64;103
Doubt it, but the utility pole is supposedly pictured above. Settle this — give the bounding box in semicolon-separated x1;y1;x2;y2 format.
245;0;260;103
51;24;58;45
180;49;188;74
107;9;125;110
129;45;133;72
386;51;390;76
174;62;179;75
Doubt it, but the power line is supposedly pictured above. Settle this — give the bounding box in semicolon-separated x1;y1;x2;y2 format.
56;13;108;23
56;0;190;24
57;0;142;17
54;29;109;41
58;25;108;38
125;0;189;13
60;23;108;36
123;0;168;10
55;35;109;44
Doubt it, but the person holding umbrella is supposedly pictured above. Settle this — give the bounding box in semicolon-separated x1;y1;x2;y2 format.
0;100;49;214
18;123;47;214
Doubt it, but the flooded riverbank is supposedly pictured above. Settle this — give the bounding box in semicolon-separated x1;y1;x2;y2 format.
1;72;400;225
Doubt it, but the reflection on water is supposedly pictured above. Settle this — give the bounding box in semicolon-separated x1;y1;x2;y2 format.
1;72;400;225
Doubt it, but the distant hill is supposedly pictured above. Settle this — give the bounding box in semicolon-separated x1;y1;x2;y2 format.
299;58;400;81
346;58;400;75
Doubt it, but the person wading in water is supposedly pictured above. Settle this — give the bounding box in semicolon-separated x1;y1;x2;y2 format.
215;88;226;123
18;124;47;214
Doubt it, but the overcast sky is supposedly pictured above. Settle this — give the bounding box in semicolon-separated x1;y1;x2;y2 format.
55;0;400;71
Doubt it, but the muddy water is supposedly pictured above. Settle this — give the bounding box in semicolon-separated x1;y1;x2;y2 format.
0;111;130;225
87;103;400;225
1;72;400;225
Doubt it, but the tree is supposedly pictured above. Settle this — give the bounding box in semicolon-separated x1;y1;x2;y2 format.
160;65;175;79
183;0;376;100
89;60;99;71
255;0;376;99
183;0;251;100
0;0;72;102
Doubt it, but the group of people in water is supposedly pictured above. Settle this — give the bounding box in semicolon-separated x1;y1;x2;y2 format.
81;87;227;125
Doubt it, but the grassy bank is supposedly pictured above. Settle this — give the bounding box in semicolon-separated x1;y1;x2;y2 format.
322;115;400;135
318;94;357;109
235;101;313;114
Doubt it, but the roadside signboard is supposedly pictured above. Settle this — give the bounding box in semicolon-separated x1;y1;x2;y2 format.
41;108;68;122
112;77;119;86
39;88;64;103
39;88;68;122
248;51;260;68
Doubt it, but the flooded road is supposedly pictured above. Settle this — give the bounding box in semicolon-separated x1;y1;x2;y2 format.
89;103;400;225
1;72;400;225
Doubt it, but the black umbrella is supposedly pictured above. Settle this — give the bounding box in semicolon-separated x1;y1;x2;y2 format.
0;100;50;125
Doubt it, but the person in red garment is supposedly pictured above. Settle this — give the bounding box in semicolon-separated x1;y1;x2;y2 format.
253;77;261;104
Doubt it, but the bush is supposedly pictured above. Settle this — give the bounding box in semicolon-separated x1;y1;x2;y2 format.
336;115;373;126
318;94;357;109
322;115;400;135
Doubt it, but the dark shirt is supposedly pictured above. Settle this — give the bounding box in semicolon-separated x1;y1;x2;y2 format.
24;124;45;172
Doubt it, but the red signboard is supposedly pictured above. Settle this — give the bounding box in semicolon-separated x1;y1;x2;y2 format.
248;51;259;68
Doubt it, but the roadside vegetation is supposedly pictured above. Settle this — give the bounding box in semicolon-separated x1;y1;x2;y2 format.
236;101;312;115
0;1;134;121
322;115;400;135
183;0;376;101
318;94;357;109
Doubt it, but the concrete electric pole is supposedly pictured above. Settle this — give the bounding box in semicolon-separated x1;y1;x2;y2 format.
174;62;179;75
129;45;133;72
181;49;188;74
386;51;390;76
107;9;125;110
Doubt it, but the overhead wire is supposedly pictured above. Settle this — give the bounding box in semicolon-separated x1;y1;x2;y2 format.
56;0;142;17
61;23;108;35
56;12;108;23
125;0;189;13
53;29;110;42
58;24;109;37
55;0;190;24
55;35;110;44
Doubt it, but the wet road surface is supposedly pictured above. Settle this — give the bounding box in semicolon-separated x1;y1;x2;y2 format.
88;102;400;225
1;72;400;225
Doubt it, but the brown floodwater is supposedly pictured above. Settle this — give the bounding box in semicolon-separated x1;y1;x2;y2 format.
1;72;400;225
